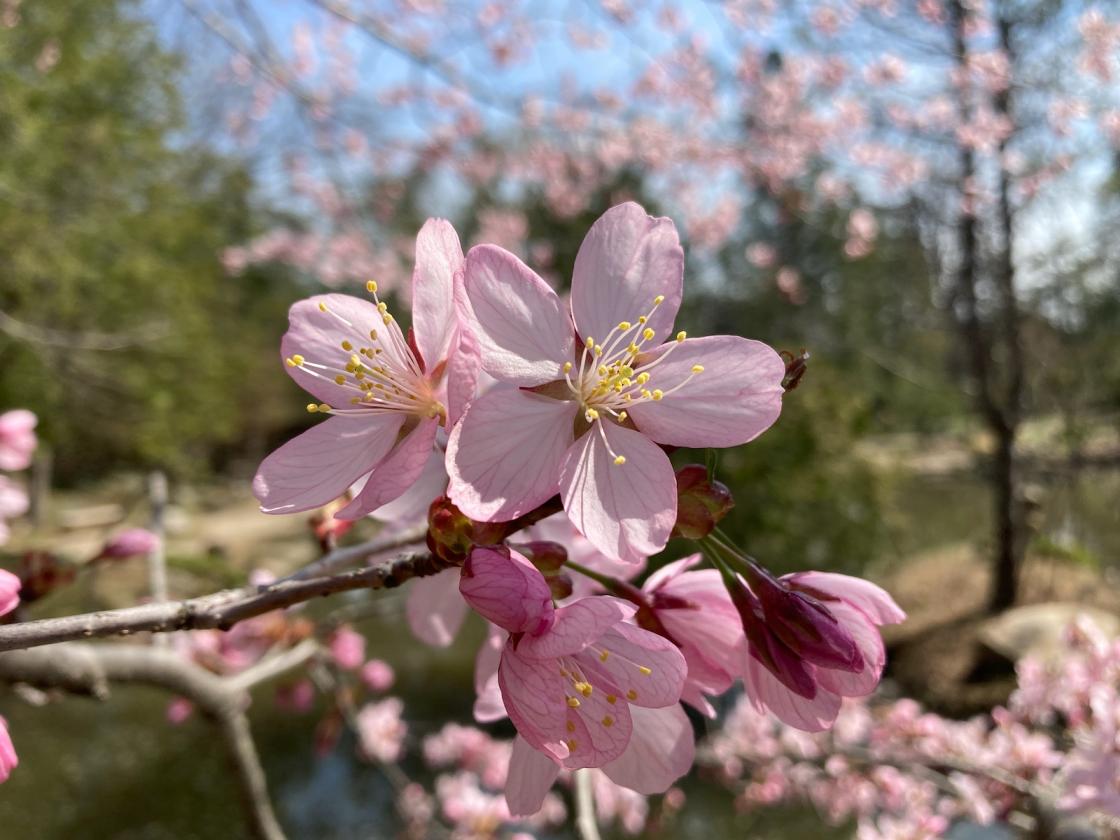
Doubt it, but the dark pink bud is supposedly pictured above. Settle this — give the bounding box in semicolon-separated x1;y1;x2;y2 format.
745;564;864;673
671;465;735;539
96;528;161;561
546;573;573;601
426;496;507;565
729;579;818;699
514;540;568;575
459;546;554;636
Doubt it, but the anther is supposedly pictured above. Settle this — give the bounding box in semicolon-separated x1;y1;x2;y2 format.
306;403;319;413
653;295;665;304
563;361;573;373
575;682;593;697
638;666;652;676
318;302;328;312
676;331;687;342
613;455;626;466
566;721;576;733
341;340;353;351
606;694;617;704
567;697;581;708
602;716;614;727
585;336;595;349
626;690;638;701
291;354;305;366
334;375;346;385
599;650;610;662
366;280;378;293
692;364;704;373
617;321;631;331
642;328;655;341
585;408;599;422
651;390;663;401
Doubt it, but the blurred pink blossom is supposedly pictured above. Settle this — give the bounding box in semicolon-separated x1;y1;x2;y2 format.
0;410;37;471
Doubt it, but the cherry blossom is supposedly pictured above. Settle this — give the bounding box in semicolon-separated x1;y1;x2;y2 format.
448;202;785;563
253;219;479;519
0;410;37;471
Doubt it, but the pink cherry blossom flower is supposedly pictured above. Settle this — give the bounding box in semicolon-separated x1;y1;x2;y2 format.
253;219;479;519
0;410;37;471
0;717;15;783
360;659;395;692
95;527;161;561
329;626;366;670
733;570;905;731
0;569;20;617
166;697;195;725
448;202;785;563
639;554;742;717
356;697;408;763
456;546;689;815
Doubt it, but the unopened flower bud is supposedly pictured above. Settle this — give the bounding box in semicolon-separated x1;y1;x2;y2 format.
426;495;507;565
512;540;568;575
95;528;161;561
547;572;573;601
671;464;735;539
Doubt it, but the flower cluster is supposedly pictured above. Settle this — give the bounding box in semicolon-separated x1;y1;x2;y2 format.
250;204;906;815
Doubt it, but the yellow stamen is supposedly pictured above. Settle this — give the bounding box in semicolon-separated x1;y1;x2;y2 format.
653;295;665;304
638;666;652;676
627;690;638;701
318;302;328;312
613;455;626;466
606;694;617;705
306;403;319;413
642;328;655;341
563;361;573;373
651;389;663;401
602;716;614;727
567;697;581;708
617;321;631;331
366;280;378;293
575;681;593;697
676;331;687;342
341;340;353;351
692;364;705;373
566;721;576;733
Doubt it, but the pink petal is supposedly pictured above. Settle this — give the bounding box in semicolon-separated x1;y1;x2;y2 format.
560;671;634;768
743;651;842;732
281;294;394;406
444;322;481;427
253;414;404;514
447;387;577;521
628;336;785;448
0;718;16;782
812;602;887;697
506;736;561;817
559;423;676;564
0;570;20;618
336;417;440;519
406;569;469;648
367;447;447;530
643;553;703;592
515;597;636;660
411;218;463;370
499;648;570;761
602;704;694;794
570;203;683;347
460;547;555;635
474;625;508;723
786;571;907;626
576;622;687;708
464;244;574;386
681;684;718;718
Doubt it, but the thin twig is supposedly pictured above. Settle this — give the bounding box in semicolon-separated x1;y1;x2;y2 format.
0;550;452;653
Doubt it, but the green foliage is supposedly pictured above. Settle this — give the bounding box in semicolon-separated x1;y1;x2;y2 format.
0;0;305;481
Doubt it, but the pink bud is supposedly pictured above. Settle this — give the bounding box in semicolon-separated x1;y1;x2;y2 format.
329;627;366;670
672;465;735;539
426;496;507;565
360;659;395;692
97;528;160;561
513;540;568;574
0;570;20;618
459;546;554;635
0;717;17;782
730;579;819;699
165;698;194;725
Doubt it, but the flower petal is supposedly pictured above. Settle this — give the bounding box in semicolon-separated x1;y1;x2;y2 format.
474;624;508;724
786;571;907;626
506;736;561;817
570;203;683;347
253;414;404;514
460;546;555;635
405;569;469;648
499;648;570;761
444;322;481;427
411;218;463;370
560;671;633;769
367;447;447;531
515;597;636;660
336;417;440;519
282;294;398;406
812;602;887;697
602;704;694;794
464;244;574;386
447;387;577;521
576;622;687;708
628;336;785;448
0;570;20;618
743;650;841;732
560;422;676;564
643;553;703;592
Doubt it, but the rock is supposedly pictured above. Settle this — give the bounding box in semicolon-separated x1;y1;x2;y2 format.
978;603;1119;663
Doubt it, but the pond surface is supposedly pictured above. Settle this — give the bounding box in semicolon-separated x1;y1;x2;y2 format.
1;465;1116;838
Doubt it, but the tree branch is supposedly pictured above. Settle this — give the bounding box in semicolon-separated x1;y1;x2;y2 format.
0;548;453;653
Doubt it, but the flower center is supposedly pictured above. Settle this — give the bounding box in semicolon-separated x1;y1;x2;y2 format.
557;646;654;751
284;283;445;422
561;295;703;466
